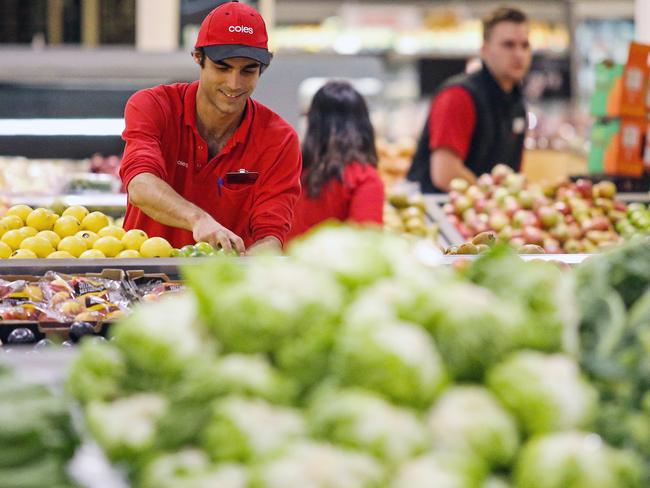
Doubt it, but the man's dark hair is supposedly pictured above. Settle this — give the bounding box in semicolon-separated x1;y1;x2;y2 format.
192;47;272;73
301;81;378;198
482;6;528;41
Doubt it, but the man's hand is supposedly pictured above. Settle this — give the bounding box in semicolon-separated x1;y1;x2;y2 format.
246;236;282;256
192;213;245;255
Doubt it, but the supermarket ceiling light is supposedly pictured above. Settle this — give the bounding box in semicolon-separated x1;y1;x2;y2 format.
0;119;125;136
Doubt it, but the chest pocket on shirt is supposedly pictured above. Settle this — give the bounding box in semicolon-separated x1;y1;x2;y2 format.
216;177;256;213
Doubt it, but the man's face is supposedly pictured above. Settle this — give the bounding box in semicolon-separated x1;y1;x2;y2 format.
481;21;532;87
194;54;261;115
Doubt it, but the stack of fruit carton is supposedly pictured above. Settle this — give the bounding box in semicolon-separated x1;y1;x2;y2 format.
588;42;650;178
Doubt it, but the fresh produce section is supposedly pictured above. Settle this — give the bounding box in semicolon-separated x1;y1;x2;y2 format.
0;205;172;259
0;365;78;488
383;189;439;242
43;226;648;488
442;164;649;253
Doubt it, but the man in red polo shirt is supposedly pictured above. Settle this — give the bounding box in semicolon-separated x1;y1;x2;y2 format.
407;7;531;193
119;0;301;254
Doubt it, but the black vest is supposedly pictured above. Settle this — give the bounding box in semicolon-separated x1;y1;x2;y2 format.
407;66;527;193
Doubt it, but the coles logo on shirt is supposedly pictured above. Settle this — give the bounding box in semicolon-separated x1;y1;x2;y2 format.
229;25;254;34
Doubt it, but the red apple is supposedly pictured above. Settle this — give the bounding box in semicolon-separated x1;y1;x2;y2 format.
489;211;509;231
567;223;583;240
588;216;611;232
466;185;484;201
509;236;526;248
593;197;614;211
543;237;562;254
498;225;514;241
523;226;544;245
453;195;472;215
518;189;535;209
503;197;521;218
613;200;627;212
450;178;470;193
563;239;583;253
549;224;569;243
491;164;513;184
474;198;488;214
538;206;560;228
554;201;570;215
477;173;494;192
513;210;539;229
462;208;478;224
574;178;593;199
493;187;510;204
592;181;617;199
505;173;526;193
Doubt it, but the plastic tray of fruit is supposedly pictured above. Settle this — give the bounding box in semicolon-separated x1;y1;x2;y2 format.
439;165;649;254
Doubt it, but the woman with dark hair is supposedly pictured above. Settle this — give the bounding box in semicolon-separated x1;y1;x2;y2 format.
287;81;384;240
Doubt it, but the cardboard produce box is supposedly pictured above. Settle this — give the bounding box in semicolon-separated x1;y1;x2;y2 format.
620;42;650;118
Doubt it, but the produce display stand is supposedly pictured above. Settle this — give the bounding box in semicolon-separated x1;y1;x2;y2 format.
423;194;464;246
424;192;650;248
0;257;206;279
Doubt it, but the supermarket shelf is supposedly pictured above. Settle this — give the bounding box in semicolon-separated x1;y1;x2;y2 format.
617;193;650;203
0;252;594;279
441;253;593;265
423;195;464;246
7;193;127;208
0;257;226;279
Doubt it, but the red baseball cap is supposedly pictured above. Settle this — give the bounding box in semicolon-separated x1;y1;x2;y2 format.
195;1;271;66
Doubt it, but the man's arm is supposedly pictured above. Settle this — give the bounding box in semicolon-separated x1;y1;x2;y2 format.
247;236;281;255
128;173;245;254
427;86;477;192
430;148;477;192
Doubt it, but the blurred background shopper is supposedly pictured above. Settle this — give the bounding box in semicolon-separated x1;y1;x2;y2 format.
288;81;384;240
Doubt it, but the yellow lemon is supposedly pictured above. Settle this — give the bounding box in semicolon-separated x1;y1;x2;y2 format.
36;230;61;248
81;211;110;233
116;249;141;258
57;236;87;258
79;249;105;259
98;225;126;239
5;204;33;223
121;229;148;250
1;229;24;250
139;236;173;258
76;230;99;247
1;215;23;230
20;236;54;258
18;226;38;238
62;205;89;222
47;250;75;259
9;249;37;259
0;222;8;238
0;241;12;258
53;216;81;238
93;236;123;257
25;208;54;231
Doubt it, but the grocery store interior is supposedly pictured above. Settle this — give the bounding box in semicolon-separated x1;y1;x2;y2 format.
1;1;650;487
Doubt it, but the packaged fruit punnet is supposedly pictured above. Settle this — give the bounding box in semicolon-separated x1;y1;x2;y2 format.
136;281;186;302
0;278;54;322
40;271;130;323
126;273;187;303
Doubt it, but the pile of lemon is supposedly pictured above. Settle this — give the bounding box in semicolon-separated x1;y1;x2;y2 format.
0;205;173;259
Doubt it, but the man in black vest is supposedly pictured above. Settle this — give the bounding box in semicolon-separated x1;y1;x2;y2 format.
408;7;531;193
